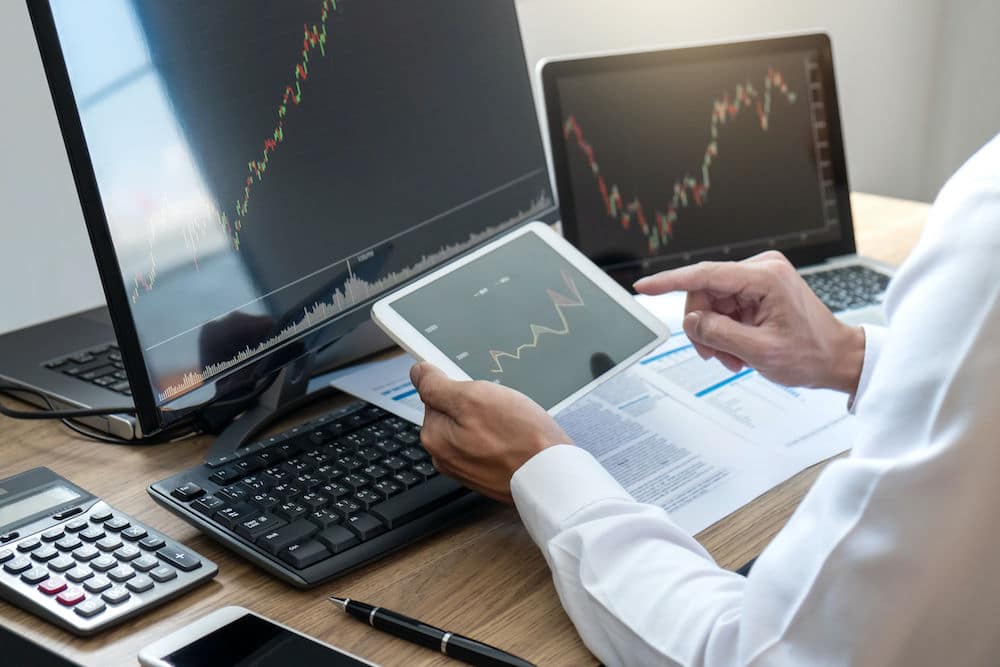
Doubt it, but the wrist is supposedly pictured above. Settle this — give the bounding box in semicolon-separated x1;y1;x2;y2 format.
826;323;866;394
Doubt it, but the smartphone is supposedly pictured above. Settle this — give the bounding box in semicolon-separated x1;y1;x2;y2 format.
138;606;377;667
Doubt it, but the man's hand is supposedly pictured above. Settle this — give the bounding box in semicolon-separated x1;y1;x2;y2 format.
410;362;570;504
634;251;866;394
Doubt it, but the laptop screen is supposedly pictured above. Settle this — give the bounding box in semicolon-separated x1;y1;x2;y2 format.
543;34;852;285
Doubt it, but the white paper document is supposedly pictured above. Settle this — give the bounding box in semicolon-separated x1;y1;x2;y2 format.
329;305;853;535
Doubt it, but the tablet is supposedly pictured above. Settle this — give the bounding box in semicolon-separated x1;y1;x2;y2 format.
371;222;669;413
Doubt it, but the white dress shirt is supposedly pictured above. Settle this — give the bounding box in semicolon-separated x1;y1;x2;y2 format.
511;134;1000;667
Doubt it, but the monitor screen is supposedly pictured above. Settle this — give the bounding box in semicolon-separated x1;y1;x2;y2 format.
43;0;557;414
546;38;847;282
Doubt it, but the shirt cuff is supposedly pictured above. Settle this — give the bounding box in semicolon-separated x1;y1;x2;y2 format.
510;444;634;549
848;323;887;413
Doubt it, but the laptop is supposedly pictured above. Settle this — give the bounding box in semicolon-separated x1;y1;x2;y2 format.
538;32;894;326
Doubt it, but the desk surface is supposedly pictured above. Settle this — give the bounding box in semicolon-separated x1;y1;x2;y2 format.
0;192;929;666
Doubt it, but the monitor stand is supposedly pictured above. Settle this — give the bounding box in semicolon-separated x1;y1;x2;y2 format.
202;320;393;465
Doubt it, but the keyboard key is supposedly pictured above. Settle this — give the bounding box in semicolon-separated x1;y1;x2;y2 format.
55;535;83;551
362;464;390;482
114;545;141;562
256;519;318;556
298;492;328;512
84;575;112;594
354;488;383;510
72;545;100;562
41;527;65;542
149;566;177;583
17;537;41;552
373;480;403;499
307;508;340;530
170;482;205;502
65;518;88;532
395;431;420;446
126;574;154;593
412;462;439;479
214;504;255;530
156;546;203;572
345;513;386;541
209;467;241;486
217;486;249;504
191;496;226;516
316;526;360;554
374;439;402;456
66;566;94;583
234;513;287;542
341;473;370;490
400;446;428;463
31;546;58;562
79;526;105;542
381;456;408;472
335;456;364;472
48;555;75;572
270;483;301;500
96;536;123;552
21;566;50;584
74;598;106;618
250;493;281;511
104;516;131;532
138;535;166;551
234;456;267;476
393;471;422;489
319;482;350;501
107;565;135;582
56;586;86;606
371;475;465;529
121;526;148;541
275;502;308;522
90;555;117;572
357;447;382;463
102;587;130;605
38;577;66;595
279;540;331;570
332;498;362;518
90;509;112;523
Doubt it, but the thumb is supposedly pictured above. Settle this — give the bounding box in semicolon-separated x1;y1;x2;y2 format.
684;311;766;364
410;362;463;416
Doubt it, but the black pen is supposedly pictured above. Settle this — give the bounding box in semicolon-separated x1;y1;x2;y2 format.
329;596;536;667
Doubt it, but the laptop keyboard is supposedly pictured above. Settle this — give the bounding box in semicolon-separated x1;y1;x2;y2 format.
43;344;131;396
802;265;890;312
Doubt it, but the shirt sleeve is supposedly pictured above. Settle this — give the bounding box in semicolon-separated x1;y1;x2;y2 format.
510;136;1000;667
848;323;887;413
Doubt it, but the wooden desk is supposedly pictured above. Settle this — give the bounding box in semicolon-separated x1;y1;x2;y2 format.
0;192;928;666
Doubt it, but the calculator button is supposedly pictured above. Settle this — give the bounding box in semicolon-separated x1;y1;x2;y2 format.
107;565;135;582
55;535;83;552
121;526;148;541
149;566;177;583
0;531;19;543
66;566;94;583
96;536;123;552
90;509;113;523
114;545;141;562
126;574;154;593
65;518;88;532
131;556;159;572
38;577;66;595
21;567;50;585
90;555;117;572
138;536;165;551
48;556;75;573
57;586;86;606
41;527;65;542
84;575;111;594
17;538;41;552
105;517;131;532
72;545;100;562
74;598;106;618
156;546;202;572
79;527;105;542
0;548;12;563
31;546;58;562
102;587;130;605
4;556;32;574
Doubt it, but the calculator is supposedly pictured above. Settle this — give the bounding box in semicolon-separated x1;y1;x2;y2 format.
0;467;217;636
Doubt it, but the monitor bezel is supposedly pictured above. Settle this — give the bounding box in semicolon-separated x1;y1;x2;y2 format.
26;0;552;434
540;32;855;286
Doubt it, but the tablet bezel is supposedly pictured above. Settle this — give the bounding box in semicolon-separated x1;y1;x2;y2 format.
371;221;669;414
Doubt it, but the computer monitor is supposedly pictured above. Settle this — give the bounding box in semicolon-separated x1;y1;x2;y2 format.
28;0;558;436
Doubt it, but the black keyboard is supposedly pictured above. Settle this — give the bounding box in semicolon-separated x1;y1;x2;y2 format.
43;344;131;396
802;265;890;312
149;401;479;587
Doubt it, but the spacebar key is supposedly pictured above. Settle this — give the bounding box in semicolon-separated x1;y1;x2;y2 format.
371;475;465;529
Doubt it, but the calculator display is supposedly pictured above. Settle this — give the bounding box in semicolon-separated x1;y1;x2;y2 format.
0;485;80;527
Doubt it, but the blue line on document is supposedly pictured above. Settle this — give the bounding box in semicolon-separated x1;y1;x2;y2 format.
695;369;754;397
392;388;418;400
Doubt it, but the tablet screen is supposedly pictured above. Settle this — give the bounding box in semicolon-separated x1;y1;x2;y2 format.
390;230;659;409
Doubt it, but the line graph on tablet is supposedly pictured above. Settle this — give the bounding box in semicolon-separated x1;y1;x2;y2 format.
488;271;585;374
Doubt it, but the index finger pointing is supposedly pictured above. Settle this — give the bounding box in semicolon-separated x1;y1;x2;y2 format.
633;261;770;298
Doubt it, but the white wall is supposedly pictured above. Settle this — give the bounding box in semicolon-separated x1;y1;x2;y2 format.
1;1;997;335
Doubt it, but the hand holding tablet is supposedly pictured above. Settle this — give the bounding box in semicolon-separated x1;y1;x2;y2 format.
372;222;669;413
